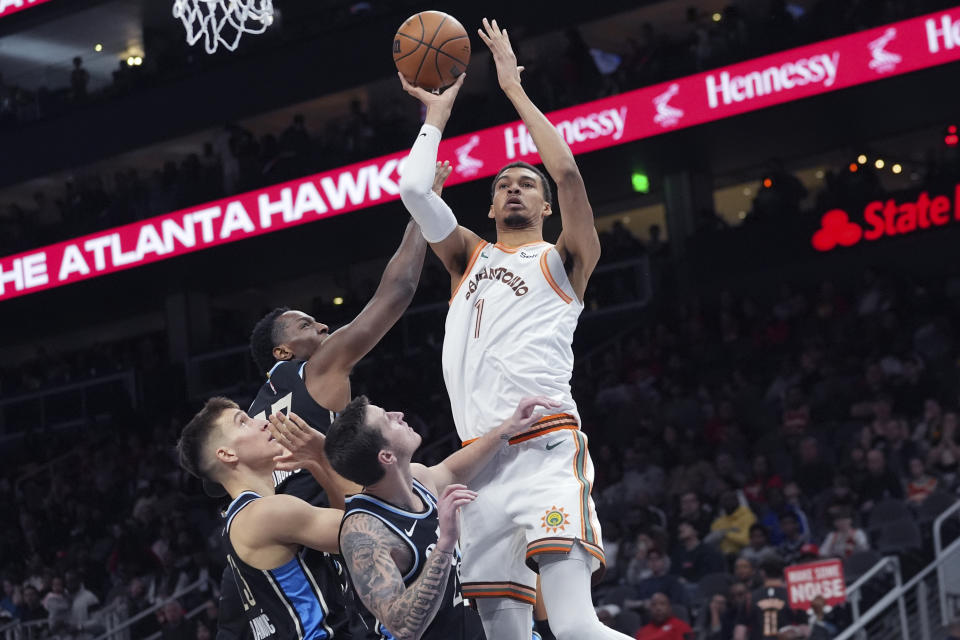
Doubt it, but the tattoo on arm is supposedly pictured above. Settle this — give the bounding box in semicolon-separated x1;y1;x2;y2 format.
341;514;452;640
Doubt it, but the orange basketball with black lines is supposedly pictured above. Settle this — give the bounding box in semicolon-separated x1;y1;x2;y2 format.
394;11;470;91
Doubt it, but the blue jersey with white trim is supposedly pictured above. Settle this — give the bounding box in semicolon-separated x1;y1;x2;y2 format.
340;480;470;640
222;491;349;640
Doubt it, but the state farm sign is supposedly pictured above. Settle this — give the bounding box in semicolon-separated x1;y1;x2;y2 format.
5;6;960;301
812;185;960;252
785;559;846;610
0;0;53;18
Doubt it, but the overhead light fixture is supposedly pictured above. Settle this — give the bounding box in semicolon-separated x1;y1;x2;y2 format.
333;296;344;306
892;163;902;174
94;43;103;52
857;154;867;164
875;159;885;169
127;56;135;66
712;12;722;22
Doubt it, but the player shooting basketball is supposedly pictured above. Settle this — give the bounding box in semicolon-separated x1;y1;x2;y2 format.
397;17;630;640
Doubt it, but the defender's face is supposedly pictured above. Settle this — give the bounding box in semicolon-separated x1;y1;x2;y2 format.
278;310;329;360
489;167;550;228
218;408;284;464
366;404;421;456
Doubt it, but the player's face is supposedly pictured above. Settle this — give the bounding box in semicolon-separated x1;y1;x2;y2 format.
278;311;330;359
489;168;550;229
368;404;421;456
220;408;284;465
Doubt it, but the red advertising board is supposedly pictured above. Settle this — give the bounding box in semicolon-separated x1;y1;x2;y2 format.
812;184;960;251
0;0;53;19
785;559;846;610
4;6;960;300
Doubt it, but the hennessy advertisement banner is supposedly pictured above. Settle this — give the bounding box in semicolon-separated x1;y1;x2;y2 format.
4;6;960;300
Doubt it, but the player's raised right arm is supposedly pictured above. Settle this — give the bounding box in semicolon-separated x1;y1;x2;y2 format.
397;73;483;283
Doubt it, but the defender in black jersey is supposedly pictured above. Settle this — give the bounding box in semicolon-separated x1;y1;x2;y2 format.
322;395;560;640
178;399;354;640
210;165;452;640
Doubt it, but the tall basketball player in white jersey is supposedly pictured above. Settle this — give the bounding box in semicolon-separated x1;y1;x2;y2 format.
397;18;632;640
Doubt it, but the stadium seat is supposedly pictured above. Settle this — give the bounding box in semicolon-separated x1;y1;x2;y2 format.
614;610;642;636
843;550;883;583
917;490;957;525
867;498;913;533
696;572;733;600
876;520;923;554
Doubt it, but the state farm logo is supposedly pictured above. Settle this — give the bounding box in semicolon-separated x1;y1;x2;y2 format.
455;135;483;178
868;27;901;74
653;84;683;128
812;186;960;252
812;210;862;251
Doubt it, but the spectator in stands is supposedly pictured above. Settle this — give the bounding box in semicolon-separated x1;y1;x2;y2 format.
65;570;100;633
743;455;783;504
857;448;904;513
739;557;806;640
819;509;869;559
807;595;838;640
0;577;20;619
633;549;690;609
19;585;46;622
42;575;70;631
906;456;938;504
927;412;960;488
740;524;779;566
794;437;833;497
625;532;657;586
913;397;944;448
71;57;90;102
733;557;762;590
709;490;757;556
634;592;692;640
776;512;808;565
670;519;725;584
676;491;713;538
159;599;194;640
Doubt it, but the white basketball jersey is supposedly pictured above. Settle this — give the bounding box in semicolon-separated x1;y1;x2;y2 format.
442;240;583;442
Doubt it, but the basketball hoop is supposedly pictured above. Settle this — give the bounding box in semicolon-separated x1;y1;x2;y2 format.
172;0;275;54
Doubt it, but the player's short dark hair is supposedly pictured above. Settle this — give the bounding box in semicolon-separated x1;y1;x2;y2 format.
491;161;553;205
325;395;388;487
249;307;290;373
749;523;769;538
177;396;237;483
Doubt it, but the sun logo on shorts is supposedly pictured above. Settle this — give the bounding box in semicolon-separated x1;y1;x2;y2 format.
541;506;571;533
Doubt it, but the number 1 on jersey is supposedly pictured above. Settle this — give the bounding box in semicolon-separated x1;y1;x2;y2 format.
473;298;484;339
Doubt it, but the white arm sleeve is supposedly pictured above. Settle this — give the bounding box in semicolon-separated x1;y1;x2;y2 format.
398;124;458;243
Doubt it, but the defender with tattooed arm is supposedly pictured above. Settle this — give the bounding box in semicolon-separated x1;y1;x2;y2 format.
319;395;560;640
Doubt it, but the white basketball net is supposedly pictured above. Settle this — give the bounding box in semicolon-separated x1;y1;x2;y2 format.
172;0;275;54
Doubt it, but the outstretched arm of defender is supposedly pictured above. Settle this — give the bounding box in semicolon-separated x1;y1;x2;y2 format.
267;412;360;509
340;485;474;640
479;19;601;298
397;73;484;285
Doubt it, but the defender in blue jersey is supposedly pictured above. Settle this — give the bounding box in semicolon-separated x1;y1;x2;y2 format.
179;399;354;639
321;395;560;640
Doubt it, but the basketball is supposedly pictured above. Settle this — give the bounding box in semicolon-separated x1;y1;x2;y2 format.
393;11;471;91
